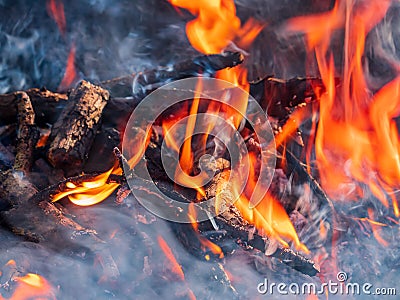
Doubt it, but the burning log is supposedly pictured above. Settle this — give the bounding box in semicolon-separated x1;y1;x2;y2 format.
101;51;244;97
47;80;109;175
0;94;114;270
201;169;319;276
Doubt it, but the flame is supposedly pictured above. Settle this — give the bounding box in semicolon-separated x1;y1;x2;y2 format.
52;165;120;206
52;126;150;206
158;235;201;300
5;259;16;267
58;43;78;91
157;236;185;280
275;106;308;147
8;274;55;300
188;203;224;259
46;0;66;36
169;0;240;54
169;0;307;252
170;0;264;129
367;209;389;247
319;220;328;241
232;153;309;253
286;0;399;213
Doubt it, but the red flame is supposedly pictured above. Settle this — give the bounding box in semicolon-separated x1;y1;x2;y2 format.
46;0;66;36
58;43;78;91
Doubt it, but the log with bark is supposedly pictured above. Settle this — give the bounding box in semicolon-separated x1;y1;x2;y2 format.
46;80;109;175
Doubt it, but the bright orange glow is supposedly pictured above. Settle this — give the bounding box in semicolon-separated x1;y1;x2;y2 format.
10;273;55;300
46;0;66;36
232;153;309;253
167;0;307;253
286;0;399;214
188;203;224;258
170;0;263;129
157;236;185;281
275;106;308;147
173;80;207;197
169;0;262;54
36;129;51;148
367;209;389;247
162;119;181;153
59;43;77;91
5;259;16;267
319;220;327;241
52;165;120;206
52;127;149;206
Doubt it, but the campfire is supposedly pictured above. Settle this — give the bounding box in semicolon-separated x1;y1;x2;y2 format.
0;0;399;299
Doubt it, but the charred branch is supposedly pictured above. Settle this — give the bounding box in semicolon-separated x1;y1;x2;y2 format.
101;51;244;97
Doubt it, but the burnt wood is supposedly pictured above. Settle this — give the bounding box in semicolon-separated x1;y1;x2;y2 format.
101;51;245;97
47;80;109;175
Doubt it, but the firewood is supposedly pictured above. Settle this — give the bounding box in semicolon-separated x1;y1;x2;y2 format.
14;92;39;174
0;95;103;256
0;88;68;126
250;76;326;120
101;51;244;97
47;80;109;175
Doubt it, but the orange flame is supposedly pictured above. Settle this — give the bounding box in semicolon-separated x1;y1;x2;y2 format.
286;0;399;213
58;43;78;91
169;0;307;253
157;236;185;280
188;203;224;259
52;127;150;206
170;0;264;128
367;209;389;247
158;236;197;299
52;165;120;206
46;0;66;36
6;273;55;300
232;153;309;253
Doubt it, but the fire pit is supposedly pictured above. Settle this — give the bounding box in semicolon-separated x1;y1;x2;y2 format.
0;0;399;299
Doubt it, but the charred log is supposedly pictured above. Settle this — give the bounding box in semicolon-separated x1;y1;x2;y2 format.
14;92;39;174
101;51;244;97
0;88;68;126
47;80;109;175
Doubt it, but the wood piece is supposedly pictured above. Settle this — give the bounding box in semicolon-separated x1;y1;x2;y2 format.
101;51;244;97
0;88;68;126
14;92;39;173
47;80;109;175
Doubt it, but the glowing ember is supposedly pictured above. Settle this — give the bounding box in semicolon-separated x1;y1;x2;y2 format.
0;273;55;300
286;0;399;213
